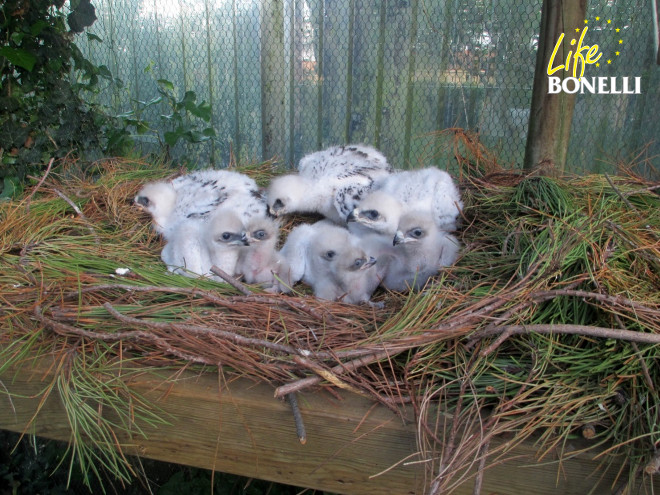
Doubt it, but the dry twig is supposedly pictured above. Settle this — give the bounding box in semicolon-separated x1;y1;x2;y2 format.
24;157;54;209
53;187;101;243
275;350;393;398
287;392;307;445
210;265;251;295
472;323;660;345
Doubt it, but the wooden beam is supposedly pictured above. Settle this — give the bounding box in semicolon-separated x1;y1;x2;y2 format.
523;0;587;175
1;361;422;494
1;359;658;494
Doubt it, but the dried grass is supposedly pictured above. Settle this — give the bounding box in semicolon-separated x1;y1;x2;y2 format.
1;135;658;493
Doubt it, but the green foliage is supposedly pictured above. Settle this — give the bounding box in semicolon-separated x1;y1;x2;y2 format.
0;0;108;195
0;0;220;197
108;73;217;162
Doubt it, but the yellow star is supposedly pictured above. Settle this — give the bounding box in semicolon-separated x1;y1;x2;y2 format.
619;39;623;44
607;59;612;64
616;28;620;32
575;28;580;32
596;63;600;67
595;16;600;20
584;19;588;24
615;51;620;56
607;19;612;24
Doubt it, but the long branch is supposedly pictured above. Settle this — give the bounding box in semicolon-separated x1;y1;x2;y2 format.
209;265;251;295
274;350;392;398
473;324;660;345
530;289;658;313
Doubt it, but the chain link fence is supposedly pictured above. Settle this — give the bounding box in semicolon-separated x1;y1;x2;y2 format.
78;0;659;174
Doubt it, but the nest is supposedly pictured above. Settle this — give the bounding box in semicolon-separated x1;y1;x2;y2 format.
1;134;659;493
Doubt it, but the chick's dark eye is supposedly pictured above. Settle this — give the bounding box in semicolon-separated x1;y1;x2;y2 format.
411;228;424;238
221;232;232;241
254;230;266;239
324;250;336;260
353;258;364;269
273;199;284;208
365;210;379;220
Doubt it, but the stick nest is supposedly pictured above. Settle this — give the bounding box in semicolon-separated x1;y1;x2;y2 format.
1;134;659;493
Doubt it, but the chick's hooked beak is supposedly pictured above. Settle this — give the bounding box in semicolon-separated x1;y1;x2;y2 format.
268;199;285;217
393;231;405;246
267;206;279;217
361;256;377;270
346;209;358;223
226;232;250;246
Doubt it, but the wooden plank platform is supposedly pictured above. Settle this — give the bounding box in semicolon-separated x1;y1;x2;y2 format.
0;359;656;494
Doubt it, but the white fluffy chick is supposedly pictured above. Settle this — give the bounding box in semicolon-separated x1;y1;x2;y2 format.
280;221;380;304
235;216;291;292
160;219;213;278
379;210;460;292
134;181;178;234
135;169;265;238
266;144;392;223
277;222;317;286
204;208;250;278
349;167;463;236
347;190;404;236
160;208;249;279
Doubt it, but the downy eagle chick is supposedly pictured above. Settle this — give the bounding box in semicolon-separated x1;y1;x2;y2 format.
348;166;462;237
379;210;460;292
280;221;380;304
266;144;392;224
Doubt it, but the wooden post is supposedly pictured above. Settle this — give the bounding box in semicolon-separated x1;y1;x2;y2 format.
653;0;660;65
260;0;287;162
523;0;587;175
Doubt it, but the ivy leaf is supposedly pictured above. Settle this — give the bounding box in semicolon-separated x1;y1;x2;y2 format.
86;33;103;42
164;129;183;147
10;32;26;45
187;101;212;121
157;79;175;92
116;110;136;119
177;91;197;111
135;121;150;135
140;95;163;108
0;177;19;199
0;47;37;71
188;130;211;143
30;20;50;36
97;65;112;80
